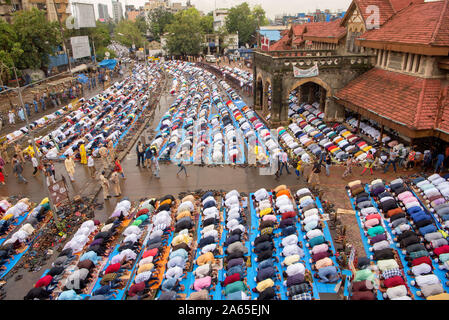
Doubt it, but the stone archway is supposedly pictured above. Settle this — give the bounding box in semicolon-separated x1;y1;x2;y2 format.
287;77;333;115
255;74;264;110
263;78;272;115
288;77;333;101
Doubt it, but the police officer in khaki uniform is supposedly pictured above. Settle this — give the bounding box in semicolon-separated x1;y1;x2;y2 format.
99;171;110;200
110;169;121;197
14;144;25;163
0;143;10;164
98;145;109;168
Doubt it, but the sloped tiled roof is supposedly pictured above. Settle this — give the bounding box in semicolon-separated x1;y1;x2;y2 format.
358;0;449;47
436;85;449;133
302;19;347;41
335;68;443;130
269;34;291;51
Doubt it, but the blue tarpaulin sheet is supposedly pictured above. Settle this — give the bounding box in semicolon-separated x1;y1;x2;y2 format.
77;74;89;84
98;59;117;70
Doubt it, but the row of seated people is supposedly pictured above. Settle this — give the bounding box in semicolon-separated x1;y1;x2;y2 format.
1;198;48;272
251;187;282;300
186;191;223;299
386;178;449;300
275;186;315;300
56;199;146;300
369;179;418;299
296;188;341;286
34;216;116;300
0;198;30;237
411;174;449;231
348;179;412;300
348;180;410;299
156;194;198;300
368;178;443;299
220;190;252;300
126;196;178;299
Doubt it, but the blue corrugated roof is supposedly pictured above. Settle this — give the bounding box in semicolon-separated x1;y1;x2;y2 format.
259;30;281;42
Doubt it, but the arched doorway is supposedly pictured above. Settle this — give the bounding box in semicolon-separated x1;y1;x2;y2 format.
263;80;272;115
289;78;332;113
255;75;263;109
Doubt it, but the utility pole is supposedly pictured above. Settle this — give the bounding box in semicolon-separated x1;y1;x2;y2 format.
7;63;59;222
92;37;97;65
51;0;72;73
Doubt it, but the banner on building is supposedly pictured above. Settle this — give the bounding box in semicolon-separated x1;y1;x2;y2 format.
71;36;91;60
293;63;319;78
261;36;270;51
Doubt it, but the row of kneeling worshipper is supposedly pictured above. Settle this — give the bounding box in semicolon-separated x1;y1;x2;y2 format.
348;178;449;300
153;194;198;300
220;190;252;300
184;191;222;300
410;173;449;231
26;199;140;300
1;198;50;280
348;179;412;300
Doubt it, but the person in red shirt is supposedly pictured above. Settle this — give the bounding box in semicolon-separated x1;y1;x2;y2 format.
35;275;54;290
127;281;152;299
433;245;449;258
222;273;241;287
103;263;124;277
409;256;432;268
282;211;296;220
382;276;406;288
142;248;158;259
114;157;125;179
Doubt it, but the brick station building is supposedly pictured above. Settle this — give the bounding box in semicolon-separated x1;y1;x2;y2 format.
260;0;449;148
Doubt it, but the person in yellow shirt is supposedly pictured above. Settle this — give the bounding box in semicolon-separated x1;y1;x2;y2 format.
137;262;154;275
196;252;214;266
79;142;87;165
253;278;280;294
176;210;191;221
172;233;192;247
259;207;272;218
24;144;35;158
295;158;303;180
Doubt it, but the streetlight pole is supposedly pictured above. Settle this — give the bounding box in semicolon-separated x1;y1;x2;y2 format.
6;63;59;222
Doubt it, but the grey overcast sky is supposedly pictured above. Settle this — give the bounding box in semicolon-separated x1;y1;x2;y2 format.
83;0;352;19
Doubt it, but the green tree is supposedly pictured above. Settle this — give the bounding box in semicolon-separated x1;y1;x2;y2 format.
95;47;117;61
200;14;214;34
225;2;268;46
0;20;23;83
148;7;174;42
11;9;60;70
252;5;269;28
89;21;111;49
135;15;149;36
114;20;145;48
165;8;205;56
225;2;254;46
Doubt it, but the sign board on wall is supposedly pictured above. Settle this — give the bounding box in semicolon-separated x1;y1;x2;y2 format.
71;36;91;60
72;2;96;28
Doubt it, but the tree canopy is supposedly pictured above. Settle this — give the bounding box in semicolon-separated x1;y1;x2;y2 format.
148;7;174;42
114;20;145;48
164;8;211;56
225;2;268;46
134;15;149;36
0;9;60;82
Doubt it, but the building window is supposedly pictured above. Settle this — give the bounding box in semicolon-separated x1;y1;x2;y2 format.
346;31;362;53
402;53;421;73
